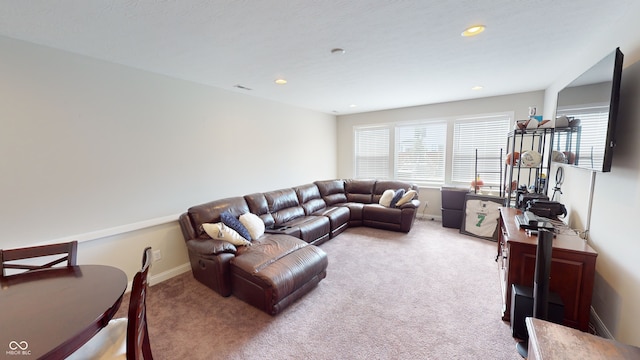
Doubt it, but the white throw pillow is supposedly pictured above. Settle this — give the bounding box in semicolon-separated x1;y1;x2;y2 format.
239;212;266;240
379;189;396;207
395;189;417;207
66;318;127;359
202;222;252;246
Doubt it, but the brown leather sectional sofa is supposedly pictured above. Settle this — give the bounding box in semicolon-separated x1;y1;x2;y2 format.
178;179;420;315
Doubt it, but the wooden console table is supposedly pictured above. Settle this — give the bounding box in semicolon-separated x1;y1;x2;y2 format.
497;207;597;331
526;317;640;359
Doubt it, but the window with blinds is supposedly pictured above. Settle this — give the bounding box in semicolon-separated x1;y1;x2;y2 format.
353;112;512;185
556;105;608;170
451;114;511;185
354;126;390;179
395;122;446;183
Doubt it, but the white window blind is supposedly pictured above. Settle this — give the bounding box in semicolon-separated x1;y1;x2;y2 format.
556;105;608;170
395;122;446;184
452;114;511;184
354;126;390;179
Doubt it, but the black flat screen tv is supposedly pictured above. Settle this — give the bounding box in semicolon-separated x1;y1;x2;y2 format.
553;48;624;172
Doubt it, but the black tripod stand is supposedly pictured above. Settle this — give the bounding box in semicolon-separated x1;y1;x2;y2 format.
517;229;554;358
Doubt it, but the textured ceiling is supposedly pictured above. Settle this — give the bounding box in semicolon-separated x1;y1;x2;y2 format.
0;0;633;114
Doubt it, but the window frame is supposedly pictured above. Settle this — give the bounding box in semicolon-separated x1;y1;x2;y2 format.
353;111;514;187
394;120;447;185
451;113;513;187
353;125;391;180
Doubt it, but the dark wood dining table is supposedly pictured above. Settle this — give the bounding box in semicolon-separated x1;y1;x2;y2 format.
0;265;127;359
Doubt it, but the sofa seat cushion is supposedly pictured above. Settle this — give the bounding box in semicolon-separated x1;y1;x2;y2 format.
267;216;331;245
230;235;328;315
312;206;350;237
362;202;418;233
340;202;364;226
362;204;402;224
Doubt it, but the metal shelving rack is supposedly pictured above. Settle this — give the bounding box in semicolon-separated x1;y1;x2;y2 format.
553;126;581;166
503;127;554;207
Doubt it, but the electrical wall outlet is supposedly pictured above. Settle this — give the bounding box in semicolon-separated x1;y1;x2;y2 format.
152;249;162;262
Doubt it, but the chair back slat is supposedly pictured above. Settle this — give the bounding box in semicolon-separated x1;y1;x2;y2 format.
127;247;153;360
1;241;78;278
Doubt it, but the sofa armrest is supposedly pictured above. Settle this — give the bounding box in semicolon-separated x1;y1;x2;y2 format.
185;238;237;297
399;199;420;209
179;212;197;241
186;238;238;256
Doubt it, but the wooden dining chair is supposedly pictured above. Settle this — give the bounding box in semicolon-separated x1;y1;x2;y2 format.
127;246;153;360
1;240;78;278
66;247;153;360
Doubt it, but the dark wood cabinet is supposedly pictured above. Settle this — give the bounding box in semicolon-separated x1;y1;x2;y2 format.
498;207;597;331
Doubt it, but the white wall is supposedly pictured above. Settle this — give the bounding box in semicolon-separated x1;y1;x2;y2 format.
0;36;337;284
336;91;544;218
541;1;640;345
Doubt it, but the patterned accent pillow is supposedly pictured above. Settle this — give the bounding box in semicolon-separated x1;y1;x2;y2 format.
202;223;251;246
395;189;417;207
390;189;406;208
379;189;396;207
220;211;251;240
239;212;266;240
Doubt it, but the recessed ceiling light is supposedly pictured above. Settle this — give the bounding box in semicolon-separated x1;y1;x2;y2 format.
331;48;346;54
472;85;484;90
349;104;358;108
462;25;486;37
274;79;287;85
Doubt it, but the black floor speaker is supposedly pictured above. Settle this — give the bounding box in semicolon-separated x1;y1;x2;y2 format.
511;284;564;340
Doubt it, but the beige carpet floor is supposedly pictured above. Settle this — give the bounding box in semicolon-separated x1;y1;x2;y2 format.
117;218;521;359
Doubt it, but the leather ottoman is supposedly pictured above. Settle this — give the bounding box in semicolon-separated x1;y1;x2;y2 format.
230;234;328;315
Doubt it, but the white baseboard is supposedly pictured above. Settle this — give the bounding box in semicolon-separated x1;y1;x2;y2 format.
590;306;614;339
124;262;191;292
150;262;191;286
418;213;442;221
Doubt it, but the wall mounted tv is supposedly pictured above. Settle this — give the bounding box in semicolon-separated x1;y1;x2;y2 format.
553;47;624;172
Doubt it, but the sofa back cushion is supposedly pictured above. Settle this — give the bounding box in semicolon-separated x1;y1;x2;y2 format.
315;179;347;205
244;193;276;229
263;188;306;226
187;197;250;239
345;179;376;203
372;180;418;203
294;183;327;215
